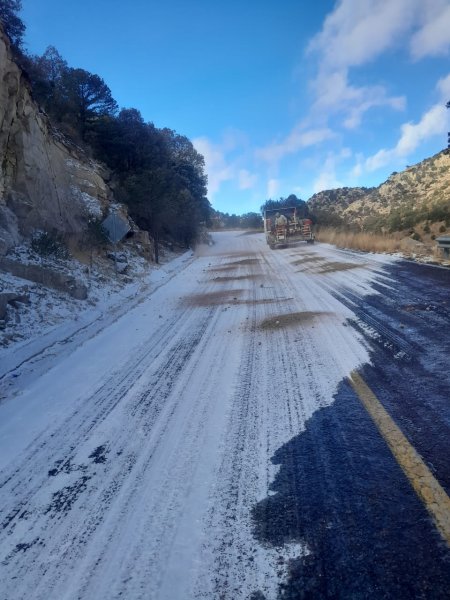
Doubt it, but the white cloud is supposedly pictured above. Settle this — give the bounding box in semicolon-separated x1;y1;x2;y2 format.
313;169;342;193
293;185;306;196
411;3;450;59
364;88;450;171
238;169;258;190
221;128;249;152
312;150;350;193
193;137;234;200
307;0;413;71
256;126;335;163
309;0;450;70
350;162;363;179
306;0;450;129
193;130;261;201
311;70;405;129
307;0;412;125
267;179;279;198
396;104;446;155
436;73;450;101
364;148;396;172
196;2;450;204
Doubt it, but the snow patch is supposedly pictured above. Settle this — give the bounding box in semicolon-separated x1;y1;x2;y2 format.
70;185;103;217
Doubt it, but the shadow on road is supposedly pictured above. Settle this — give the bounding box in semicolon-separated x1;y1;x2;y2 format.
252;261;450;598
251;378;450;599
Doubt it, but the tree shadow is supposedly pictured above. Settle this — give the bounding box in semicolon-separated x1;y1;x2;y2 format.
252;378;450;599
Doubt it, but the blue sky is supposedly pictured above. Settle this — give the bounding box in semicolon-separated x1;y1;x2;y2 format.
21;0;450;214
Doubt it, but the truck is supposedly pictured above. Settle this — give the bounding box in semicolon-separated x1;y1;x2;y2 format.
264;207;315;249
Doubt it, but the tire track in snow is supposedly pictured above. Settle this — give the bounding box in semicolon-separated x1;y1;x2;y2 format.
0;304;200;502
1;233;397;600
0;239;257;599
0;298;217;599
194;241;366;599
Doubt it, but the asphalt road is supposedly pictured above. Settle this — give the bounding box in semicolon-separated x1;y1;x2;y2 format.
0;232;449;599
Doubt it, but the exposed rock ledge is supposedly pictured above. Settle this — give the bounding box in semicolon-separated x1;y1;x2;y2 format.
0;26;113;255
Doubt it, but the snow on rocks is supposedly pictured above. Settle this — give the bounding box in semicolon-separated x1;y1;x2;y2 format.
69;183;103;218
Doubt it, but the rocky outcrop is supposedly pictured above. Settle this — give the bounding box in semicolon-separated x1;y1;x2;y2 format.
0;291;29;320
0;27;112;255
0;257;87;299
308;187;373;223
308;150;450;232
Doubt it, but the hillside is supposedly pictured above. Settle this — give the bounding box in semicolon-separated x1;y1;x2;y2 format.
0;27;117;256
308;150;450;238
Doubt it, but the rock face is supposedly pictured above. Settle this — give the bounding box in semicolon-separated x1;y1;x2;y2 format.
0;28;112;255
308;187;373;225
308;150;450;231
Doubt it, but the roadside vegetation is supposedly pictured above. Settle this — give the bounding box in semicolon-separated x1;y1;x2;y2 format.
0;1;210;259
308;153;450;245
211;194;312;231
210;210;263;230
316;227;445;261
260;194;311;218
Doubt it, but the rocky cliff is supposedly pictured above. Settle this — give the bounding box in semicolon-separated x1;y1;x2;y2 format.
308;150;450;233
0;27;112;255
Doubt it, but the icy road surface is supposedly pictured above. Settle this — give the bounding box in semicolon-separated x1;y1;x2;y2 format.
1;231;449;599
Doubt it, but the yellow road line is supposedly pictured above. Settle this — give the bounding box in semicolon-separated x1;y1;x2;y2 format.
349;370;450;546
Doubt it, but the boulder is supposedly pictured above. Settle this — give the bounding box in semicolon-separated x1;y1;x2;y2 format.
0;291;30;319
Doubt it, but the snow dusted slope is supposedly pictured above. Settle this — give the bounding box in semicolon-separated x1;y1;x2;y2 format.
0;232;395;599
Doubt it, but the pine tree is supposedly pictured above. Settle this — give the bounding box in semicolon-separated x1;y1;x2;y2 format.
0;0;25;48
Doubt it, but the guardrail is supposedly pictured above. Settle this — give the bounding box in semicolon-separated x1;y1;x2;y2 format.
436;235;450;258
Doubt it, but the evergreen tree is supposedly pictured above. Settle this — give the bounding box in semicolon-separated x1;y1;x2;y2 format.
60;68;118;139
261;194;309;218
0;5;211;254
26;46;68;118
0;0;25;48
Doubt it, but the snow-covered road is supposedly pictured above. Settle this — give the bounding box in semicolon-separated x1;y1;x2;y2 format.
1;232;449;599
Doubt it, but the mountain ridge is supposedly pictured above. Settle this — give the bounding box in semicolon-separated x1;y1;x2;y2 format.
307;150;450;237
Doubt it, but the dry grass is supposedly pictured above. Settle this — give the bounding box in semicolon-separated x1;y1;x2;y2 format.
315;227;445;262
316;228;404;253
